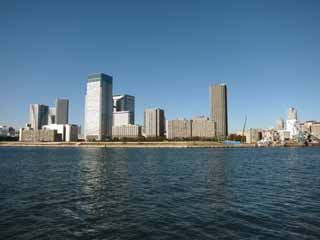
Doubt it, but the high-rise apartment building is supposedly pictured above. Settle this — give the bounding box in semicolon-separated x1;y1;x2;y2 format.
29;104;49;129
287;107;297;120
144;108;165;137
209;83;228;138
84;73;113;141
56;99;69;124
286;107;298;138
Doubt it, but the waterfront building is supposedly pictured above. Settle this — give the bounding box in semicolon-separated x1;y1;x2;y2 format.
48;107;56;124
209;83;228;138
167;119;192;140
278;130;291;141
191;116;216;138
0;125;9;136
19;128;61;142
276;118;284;130
112;124;142;139
84;73;113;141
261;129;278;142
144;108;165;137
56;99;69;124
113;111;133;126
245;128;261;144
311;123;320;139
286;107;298;138
29;104;49;129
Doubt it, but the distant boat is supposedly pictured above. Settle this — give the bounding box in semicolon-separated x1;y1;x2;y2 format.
257;139;271;147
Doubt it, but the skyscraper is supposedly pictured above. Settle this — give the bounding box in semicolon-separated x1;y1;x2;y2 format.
286;107;298;138
113;95;135;113
112;95;135;125
48;107;56;124
144;108;165;137
209;83;228;138
287;107;297;120
84;73;113;141
29;104;49;129
56;99;69;124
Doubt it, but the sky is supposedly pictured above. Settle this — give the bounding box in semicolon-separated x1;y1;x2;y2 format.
1;0;320;132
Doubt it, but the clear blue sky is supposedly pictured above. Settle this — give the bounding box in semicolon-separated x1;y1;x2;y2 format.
1;0;320;132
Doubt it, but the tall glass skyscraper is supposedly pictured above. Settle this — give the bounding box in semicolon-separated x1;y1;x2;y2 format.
84;73;113;141
29;104;49;129
56;99;69;124
209;83;228;138
112;94;135;126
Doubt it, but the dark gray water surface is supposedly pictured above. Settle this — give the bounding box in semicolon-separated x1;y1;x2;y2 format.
0;147;320;239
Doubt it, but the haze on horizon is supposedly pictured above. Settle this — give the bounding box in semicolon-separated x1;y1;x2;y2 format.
1;0;320;132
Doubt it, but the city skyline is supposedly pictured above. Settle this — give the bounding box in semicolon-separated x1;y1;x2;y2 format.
1;1;320;131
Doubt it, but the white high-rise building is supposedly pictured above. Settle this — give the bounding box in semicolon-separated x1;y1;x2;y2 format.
84;73;113;141
286;107;298;138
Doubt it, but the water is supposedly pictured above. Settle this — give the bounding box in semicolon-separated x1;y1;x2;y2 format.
0;147;320;239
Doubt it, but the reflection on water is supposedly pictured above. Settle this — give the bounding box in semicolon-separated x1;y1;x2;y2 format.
0;147;320;239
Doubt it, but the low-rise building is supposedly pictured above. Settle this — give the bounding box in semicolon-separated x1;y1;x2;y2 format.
112;124;142;139
311;123;320;139
278;130;291;141
42;124;79;142
245;128;261;144
19;128;61;142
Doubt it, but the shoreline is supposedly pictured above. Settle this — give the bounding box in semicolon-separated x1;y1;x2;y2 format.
0;141;317;148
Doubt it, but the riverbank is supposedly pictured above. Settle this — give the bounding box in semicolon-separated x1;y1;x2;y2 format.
0;141;316;148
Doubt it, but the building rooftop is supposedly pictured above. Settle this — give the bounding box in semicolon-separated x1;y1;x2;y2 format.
87;73;113;82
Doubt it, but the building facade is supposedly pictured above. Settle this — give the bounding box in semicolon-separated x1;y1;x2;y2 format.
276;118;284;130
113;111;133;126
191;116;216;138
286;108;298;138
112;95;135;125
19;128;61;142
48;107;56;125
287;107;298;120
245;128;261;144
144;108;165;137
112;124;142;139
29;104;49;129
209;83;228;138
56;99;69;124
167;119;192;139
84;73;113;141
311;123;320;139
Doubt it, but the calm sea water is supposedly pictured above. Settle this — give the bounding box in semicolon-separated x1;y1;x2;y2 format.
0;147;320;240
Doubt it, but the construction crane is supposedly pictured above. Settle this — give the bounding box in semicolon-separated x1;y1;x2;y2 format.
241;115;247;143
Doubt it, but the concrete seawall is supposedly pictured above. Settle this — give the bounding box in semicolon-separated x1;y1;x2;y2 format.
0;141;314;148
